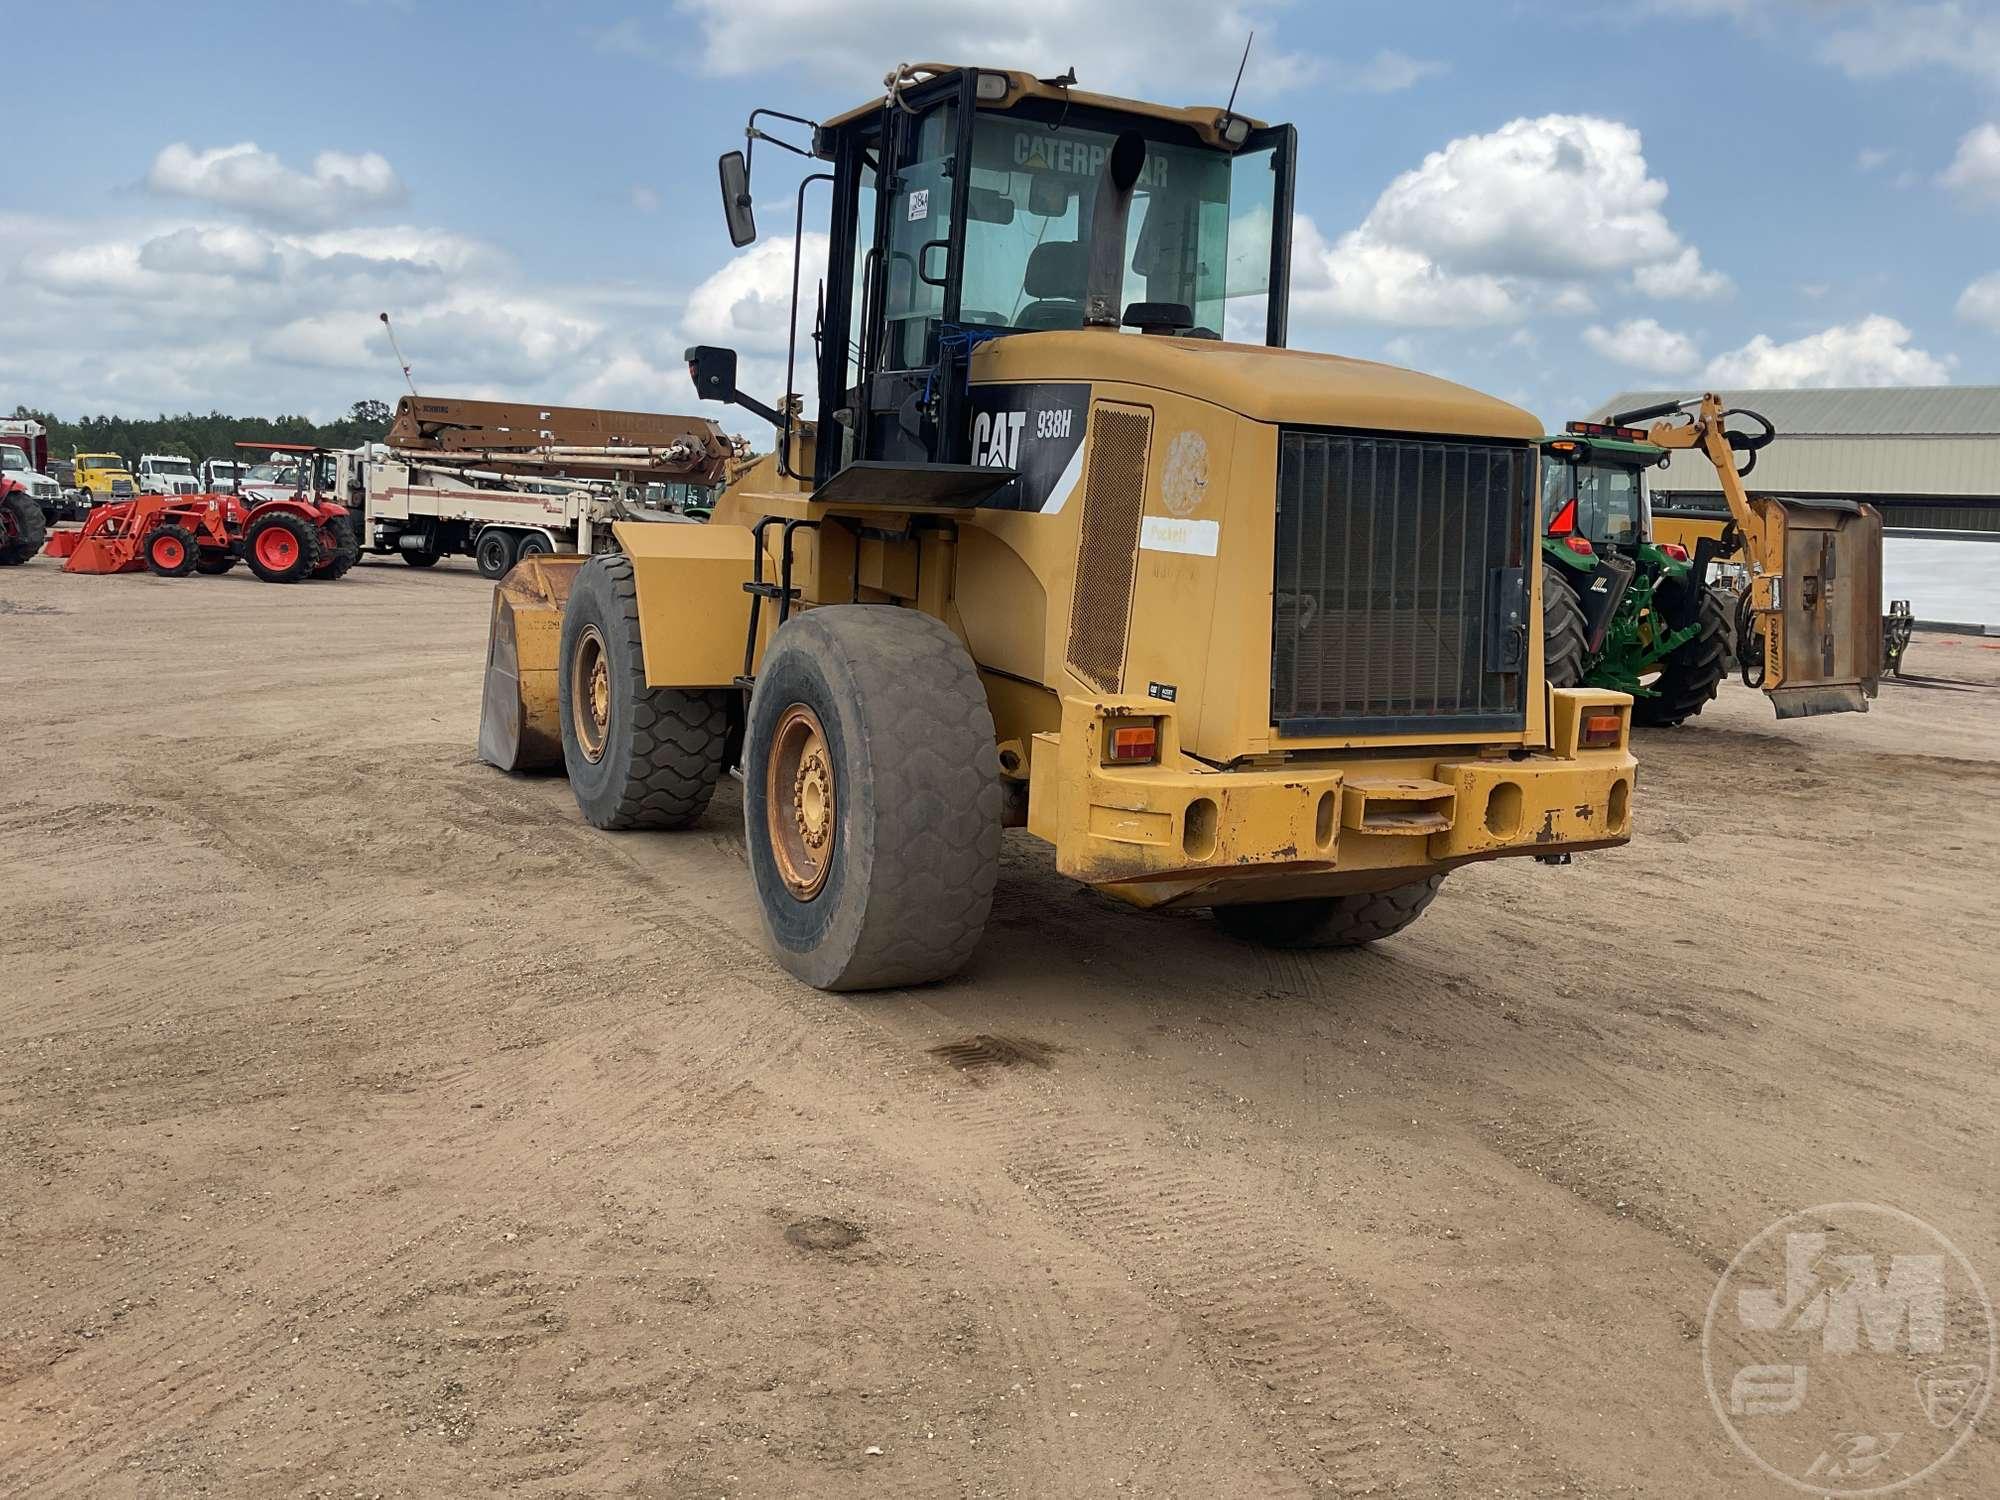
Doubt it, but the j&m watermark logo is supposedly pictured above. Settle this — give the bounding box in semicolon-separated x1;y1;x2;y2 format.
1704;1202;1994;1494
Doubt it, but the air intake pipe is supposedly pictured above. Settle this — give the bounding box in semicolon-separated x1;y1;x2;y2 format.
1083;130;1148;328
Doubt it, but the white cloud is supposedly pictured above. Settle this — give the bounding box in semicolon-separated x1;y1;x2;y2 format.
1958;272;2000;332
136;225;280;279
1287;113;1722;331
1818;2;2000;84
1290;214;1522;328
1941;123;2000;204
1583;317;1702;376
1630;245;1730;300
665;0;1319;94
1364;115;1695;280
1330;51;1447;94
682;233;830;355
1856;147;1894;172
1703;315;1953;388
147;142;404;227
629;184;662;213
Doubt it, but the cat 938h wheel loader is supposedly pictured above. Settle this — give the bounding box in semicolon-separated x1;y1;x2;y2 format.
479;61;1645;991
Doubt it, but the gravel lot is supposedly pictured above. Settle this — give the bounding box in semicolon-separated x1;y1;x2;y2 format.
3;554;1995;1498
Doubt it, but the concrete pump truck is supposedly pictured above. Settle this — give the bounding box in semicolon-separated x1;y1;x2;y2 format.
477;63;1877;991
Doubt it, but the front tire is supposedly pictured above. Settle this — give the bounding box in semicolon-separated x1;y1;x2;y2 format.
558;554;730;831
744;606;1002;992
144;524;198;577
1542;561;1588;689
1634;581;1732;727
1214;875;1446;949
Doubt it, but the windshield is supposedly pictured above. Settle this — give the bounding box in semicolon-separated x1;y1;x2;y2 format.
209;462;244;478
876;110;1278;368
151;458;195;474
0;445;26;471
245;463;300;485
1544;458;1644;547
78;454;125;471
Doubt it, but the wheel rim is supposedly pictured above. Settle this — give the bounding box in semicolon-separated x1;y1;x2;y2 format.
570;624;612;764
255;526;298;570
153;535;184;568
767;703;834;900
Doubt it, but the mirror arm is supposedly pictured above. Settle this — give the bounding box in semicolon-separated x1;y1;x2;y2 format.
779;173;836;479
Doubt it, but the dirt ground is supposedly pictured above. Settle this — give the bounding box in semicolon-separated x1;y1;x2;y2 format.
2;553;1996;1499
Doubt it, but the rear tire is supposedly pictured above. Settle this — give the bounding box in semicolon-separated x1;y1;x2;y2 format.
558;554;731;831
475;528;518;579
1;489;47;565
1634;581;1732;727
144;524;198;578
1542;561;1588;689
401;547;440;568
320;515;360;579
1214;875;1446;949
243;510;321;583
516;532;553;559
744;606;1002;992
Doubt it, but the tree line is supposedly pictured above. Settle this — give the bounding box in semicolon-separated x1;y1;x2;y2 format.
11;400;395;464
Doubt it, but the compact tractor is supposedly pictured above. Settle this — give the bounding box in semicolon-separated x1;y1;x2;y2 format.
1540;399;1882;723
474;62;1866;992
1;468;48;566
45;442;357;582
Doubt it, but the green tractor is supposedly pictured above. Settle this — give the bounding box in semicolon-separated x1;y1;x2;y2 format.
1538;419;1735;727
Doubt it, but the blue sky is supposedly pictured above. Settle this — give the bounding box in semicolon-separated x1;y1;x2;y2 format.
4;0;1997;428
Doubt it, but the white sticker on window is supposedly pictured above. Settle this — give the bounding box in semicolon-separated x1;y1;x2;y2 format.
1139;516;1219;557
908;189;929;221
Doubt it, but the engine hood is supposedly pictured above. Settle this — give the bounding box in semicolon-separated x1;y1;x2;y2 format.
971;331;1542;442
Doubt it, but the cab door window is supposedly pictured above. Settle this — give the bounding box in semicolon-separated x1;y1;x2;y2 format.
880;104;957;371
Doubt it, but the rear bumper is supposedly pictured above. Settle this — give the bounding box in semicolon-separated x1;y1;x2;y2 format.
1026;691;1636;909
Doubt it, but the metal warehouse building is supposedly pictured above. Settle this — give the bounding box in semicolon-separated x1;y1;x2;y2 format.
1591;386;2000;628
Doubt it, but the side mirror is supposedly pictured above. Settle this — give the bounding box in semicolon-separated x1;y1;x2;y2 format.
686;344;741;403
719;151;755;247
685;344;784;429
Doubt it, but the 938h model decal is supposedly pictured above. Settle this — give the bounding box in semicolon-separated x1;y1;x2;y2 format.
968;382;1090;513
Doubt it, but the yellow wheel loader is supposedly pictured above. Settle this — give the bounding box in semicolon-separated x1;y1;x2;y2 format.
482;62;1677;991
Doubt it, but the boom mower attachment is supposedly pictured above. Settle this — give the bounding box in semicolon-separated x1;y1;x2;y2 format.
1634;394;1883;718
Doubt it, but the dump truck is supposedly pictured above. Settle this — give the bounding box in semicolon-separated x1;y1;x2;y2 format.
73;451;137;507
356;397;737;576
478;61;1678;992
1541;400;1883;722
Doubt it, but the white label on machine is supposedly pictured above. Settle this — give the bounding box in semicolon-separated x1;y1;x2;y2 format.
1139;516;1218;557
908;189;929;221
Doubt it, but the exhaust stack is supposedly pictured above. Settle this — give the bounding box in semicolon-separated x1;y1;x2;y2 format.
1084;130;1148;328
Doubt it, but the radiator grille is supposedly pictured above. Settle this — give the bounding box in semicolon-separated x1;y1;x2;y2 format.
1065;405;1152;693
1272;430;1531;734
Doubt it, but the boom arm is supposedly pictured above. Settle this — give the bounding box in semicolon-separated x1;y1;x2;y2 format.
386;396;740;486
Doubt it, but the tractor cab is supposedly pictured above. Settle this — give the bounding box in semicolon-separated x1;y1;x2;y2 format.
698;63;1295;492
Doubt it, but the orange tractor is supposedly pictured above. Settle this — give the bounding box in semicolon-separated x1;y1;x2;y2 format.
45;442;357;583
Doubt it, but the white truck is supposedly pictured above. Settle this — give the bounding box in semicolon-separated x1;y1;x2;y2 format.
0;420;67;522
346;397;738;578
350;453;616;577
200;458;246;494
137;453;201;495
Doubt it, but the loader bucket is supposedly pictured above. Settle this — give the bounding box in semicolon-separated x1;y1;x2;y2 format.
1747;497;1884;719
478;553;589;772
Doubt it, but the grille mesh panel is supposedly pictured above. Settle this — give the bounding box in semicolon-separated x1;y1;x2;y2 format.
1065;406;1152;693
1273;430;1529;731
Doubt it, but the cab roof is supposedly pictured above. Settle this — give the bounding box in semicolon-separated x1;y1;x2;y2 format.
1539;433;1663;464
820;64;1268;150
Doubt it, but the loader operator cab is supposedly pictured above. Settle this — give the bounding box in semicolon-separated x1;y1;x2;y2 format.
705;63;1294;489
